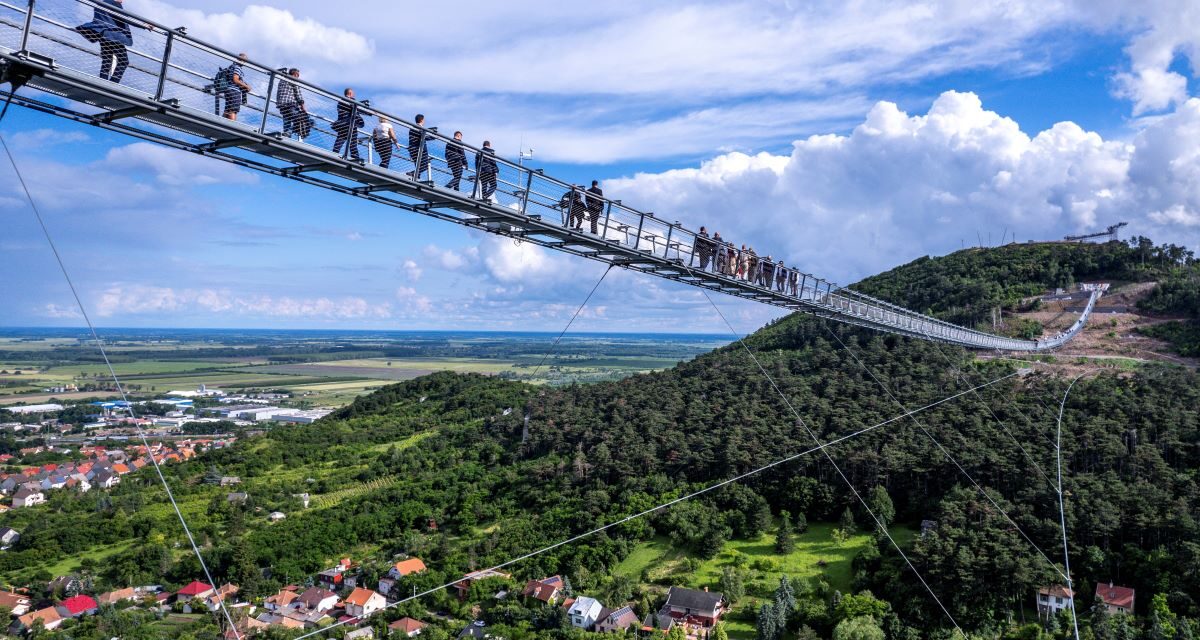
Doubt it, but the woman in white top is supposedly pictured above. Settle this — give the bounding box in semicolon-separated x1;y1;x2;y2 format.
372;116;400;169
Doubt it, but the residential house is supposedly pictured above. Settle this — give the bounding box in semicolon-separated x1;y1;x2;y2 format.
264;589;300;612
15;607;63;632
94;469;119;489
568;596;604;630
206;584;240;611
0;590;31;616
46;576;82;597
347;628;375;640
344;588;386;619
227;492;248;505
316;558;356;590
1095;582;1135;615
57;594;99;618
380;558;428;596
389;617;428;637
522;576;564;605
296;587;339;613
659;587;725;628
268;511;286;522
220;476;241;486
453;569;511;599
0;527;20;547
596;606;640;633
1037;585;1075;618
97;587;137;606
176;581;216;603
40;476;67;491
12;486;44;508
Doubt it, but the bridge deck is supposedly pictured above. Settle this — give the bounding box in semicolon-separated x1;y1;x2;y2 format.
0;0;1100;351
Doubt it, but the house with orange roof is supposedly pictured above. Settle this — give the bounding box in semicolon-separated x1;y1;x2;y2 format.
1095;582;1135;615
390;617;428;637
15;607;62;632
1037;585;1074;618
344;588;386;619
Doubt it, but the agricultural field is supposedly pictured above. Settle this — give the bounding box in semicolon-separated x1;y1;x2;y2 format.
0;329;727;407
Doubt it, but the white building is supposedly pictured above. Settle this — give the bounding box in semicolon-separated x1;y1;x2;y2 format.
1037;585;1075;618
271;410;333;424
5;404;64;415
568;596;604;630
344;588;386;618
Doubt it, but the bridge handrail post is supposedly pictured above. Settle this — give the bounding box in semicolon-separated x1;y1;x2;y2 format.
634;210;647;251
519;169;533;215
258;69;278;135
415;128;429;180
663;222;676;260
153;29;176;101
601;200;613;243
18;0;34;54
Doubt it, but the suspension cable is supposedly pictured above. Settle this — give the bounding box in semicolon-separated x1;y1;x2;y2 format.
1056;372;1091;640
927;340;1056;487
700;291;962;632
292;367;1015;640
529;264;612;379
0;132;243;639
823;325;1069;582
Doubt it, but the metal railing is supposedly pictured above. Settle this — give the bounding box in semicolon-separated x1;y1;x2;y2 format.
0;0;1102;351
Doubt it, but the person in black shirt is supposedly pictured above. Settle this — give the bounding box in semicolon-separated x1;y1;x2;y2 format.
407;114;430;181
585;180;604;234
476;141;498;201
445;131;467;191
695;226;712;270
332;88;364;160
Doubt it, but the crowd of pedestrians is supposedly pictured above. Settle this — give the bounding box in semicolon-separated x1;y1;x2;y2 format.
693;228;800;295
75;0;806;298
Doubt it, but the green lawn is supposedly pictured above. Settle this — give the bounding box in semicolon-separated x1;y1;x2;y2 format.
2;540;134;581
616;522;916;638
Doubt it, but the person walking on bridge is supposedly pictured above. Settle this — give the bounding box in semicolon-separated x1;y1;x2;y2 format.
775;260;788;292
332;88;364;160
695;226;712;270
585;181;605;235
408;114;432;182
372;116;400;169
760;256;774;288
276;68;308;139
565;186;587;230
476;141;499;201
445;131;468;191
712;232;726;273
76;0;153;84
217;54;252;121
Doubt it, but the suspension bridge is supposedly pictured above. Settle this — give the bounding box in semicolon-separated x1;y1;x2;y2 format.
0;0;1102;351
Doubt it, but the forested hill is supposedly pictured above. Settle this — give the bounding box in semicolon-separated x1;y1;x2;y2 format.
850;238;1194;328
6;239;1199;640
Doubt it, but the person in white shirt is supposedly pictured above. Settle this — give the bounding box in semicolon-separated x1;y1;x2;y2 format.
373;116;400;169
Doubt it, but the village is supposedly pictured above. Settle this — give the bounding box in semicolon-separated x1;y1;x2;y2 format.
0;545;731;640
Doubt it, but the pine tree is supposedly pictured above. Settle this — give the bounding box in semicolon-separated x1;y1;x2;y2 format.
839;507;857;535
774;575;796;617
794;512;808;534
757;603;779;640
713;622;729;640
867;486;894;528
775;511;795;554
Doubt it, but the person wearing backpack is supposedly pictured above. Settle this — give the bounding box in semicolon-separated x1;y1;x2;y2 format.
332;88;365;161
75;0;153;84
214;54;252;121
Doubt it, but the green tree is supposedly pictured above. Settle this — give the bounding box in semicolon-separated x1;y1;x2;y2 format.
835;591;889;623
774;575;797;618
720;567;746;604
833;616;885;640
794;512;808;534
668;625;688;640
775;511;795;554
867;487;894;528
713;622;729;640
839;507;857;535
757;603;780;640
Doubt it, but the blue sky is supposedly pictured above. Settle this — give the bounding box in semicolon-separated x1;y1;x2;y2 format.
3;0;1200;334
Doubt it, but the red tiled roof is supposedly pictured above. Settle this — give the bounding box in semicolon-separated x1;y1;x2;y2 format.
177;581;215;597
59;594;98;615
344;587;379;607
1038;585;1075;599
390;617;428;633
1095;583;1135;609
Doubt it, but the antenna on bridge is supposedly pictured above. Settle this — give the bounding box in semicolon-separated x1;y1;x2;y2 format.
517;134;534;167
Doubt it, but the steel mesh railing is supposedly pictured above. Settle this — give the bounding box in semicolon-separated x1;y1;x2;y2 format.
0;0;1102;352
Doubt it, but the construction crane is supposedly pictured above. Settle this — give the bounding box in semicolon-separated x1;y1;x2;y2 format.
1064;222;1127;243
